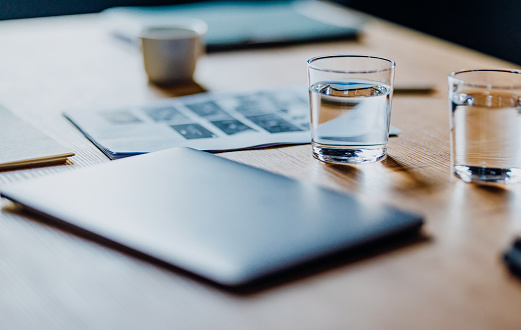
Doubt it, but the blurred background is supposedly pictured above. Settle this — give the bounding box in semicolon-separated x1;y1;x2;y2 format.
1;0;519;65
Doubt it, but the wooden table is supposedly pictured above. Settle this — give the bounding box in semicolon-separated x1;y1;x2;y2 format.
1;7;521;330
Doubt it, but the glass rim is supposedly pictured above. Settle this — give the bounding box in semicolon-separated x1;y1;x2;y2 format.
307;54;396;74
449;69;521;89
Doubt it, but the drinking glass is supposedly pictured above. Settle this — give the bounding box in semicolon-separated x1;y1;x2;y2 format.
449;69;521;184
307;55;395;164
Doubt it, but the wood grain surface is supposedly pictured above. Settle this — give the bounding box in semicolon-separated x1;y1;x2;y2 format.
1;7;521;330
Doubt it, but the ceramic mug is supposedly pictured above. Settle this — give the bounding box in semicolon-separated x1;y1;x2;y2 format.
139;19;207;85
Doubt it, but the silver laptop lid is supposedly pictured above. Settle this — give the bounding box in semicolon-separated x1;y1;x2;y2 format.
1;147;423;287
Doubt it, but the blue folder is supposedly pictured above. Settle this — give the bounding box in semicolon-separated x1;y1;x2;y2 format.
103;0;364;51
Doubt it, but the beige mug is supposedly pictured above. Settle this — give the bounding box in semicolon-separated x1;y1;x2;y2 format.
139;19;207;85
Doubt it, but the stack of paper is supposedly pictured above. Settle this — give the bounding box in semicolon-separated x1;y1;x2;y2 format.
64;85;400;160
0;105;74;170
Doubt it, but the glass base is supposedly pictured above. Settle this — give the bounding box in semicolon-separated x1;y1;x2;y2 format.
453;165;521;184
312;142;387;164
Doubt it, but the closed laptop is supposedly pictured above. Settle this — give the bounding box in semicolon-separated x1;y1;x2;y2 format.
0;147;423;287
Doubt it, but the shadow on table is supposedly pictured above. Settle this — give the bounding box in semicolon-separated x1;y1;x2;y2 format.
148;79;207;98
382;155;441;193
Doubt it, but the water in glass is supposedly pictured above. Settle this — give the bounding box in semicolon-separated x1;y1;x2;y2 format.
309;79;391;164
451;90;521;183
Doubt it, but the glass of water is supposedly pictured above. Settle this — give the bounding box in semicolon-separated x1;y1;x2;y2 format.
449;69;521;184
307;55;395;164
